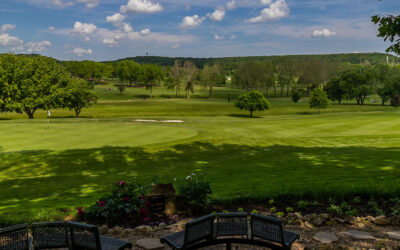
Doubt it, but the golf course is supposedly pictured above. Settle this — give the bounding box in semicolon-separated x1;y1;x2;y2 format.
1;85;400;224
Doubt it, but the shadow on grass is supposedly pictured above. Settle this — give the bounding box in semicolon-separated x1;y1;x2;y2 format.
228;114;263;118
1;142;400;224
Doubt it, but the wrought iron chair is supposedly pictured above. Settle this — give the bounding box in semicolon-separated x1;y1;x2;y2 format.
31;221;69;249
0;224;30;250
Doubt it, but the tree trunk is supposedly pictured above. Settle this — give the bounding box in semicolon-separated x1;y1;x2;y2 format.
186;90;189;99
149;83;153;99
209;86;213;98
280;86;284;97
250;110;253;118
339;98;342;105
286;84;290;97
274;87;277;97
75;109;81;118
382;100;385;106
175;88;178;98
25;108;35;119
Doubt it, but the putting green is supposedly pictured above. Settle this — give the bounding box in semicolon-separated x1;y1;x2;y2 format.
0;120;197;152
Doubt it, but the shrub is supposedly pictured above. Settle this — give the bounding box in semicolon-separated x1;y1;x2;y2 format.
309;88;329;113
235;90;270;117
286;207;294;213
269;207;277;213
175;173;212;213
79;179;150;223
292;91;301;103
251;209;259;214
276;212;284;218
237;208;244;212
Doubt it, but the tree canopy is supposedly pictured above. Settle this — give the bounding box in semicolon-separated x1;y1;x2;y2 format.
235;90;270;118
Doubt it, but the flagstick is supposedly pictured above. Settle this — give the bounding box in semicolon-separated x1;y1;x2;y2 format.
47;110;51;130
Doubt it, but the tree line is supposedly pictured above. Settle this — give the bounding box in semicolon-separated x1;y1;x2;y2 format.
0;54;97;119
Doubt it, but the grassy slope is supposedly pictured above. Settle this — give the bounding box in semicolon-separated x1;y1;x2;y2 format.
1;86;400;224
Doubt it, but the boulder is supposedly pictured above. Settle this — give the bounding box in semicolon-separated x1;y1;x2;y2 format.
135;225;153;233
158;222;168;229
136;238;164;250
313;232;338;244
387;231;400;240
373;215;390;225
311;217;326;227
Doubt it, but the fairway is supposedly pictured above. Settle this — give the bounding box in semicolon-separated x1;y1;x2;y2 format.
1;87;400;224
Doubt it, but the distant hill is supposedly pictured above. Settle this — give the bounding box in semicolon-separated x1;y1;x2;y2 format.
109;53;399;68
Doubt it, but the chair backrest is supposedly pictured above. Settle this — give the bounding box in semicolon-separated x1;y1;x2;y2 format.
250;214;284;244
184;214;215;246
68;222;101;250
0;224;29;250
216;212;248;237
32;221;69;250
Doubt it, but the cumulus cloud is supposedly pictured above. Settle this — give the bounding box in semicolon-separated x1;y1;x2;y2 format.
140;28;150;36
260;0;272;5
72;21;97;35
103;38;118;47
247;0;289;23
214;34;224;40
48;26;55;31
121;23;133;32
208;7;226;22
106;13;126;25
180;15;205;29
0;33;23;47
0;24;16;33
76;0;99;8
312;28;336;37
230;35;236;39
69;47;93;56
226;0;235;10
120;0;163;14
170;44;180;49
26;41;52;53
51;0;74;8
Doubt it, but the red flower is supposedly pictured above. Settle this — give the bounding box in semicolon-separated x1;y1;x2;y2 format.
123;197;131;202
77;207;83;215
143;217;151;223
118;181;127;186
97;201;106;207
140;207;146;215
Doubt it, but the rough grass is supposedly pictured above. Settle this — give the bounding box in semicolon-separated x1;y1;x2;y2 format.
1;85;400;225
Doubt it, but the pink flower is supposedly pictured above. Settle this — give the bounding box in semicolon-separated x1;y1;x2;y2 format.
140;207;146;215
97;201;106;207
77;207;83;215
143;217;151;223
118;181;127;186
123;197;131;202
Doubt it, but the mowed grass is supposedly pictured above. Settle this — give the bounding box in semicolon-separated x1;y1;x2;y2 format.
1;85;400;224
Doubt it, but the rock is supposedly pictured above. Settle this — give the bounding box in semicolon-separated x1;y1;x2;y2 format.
98;225;109;234
294;212;303;220
326;219;337;226
366;216;375;222
158;222;168;229
391;216;400;226
313;232;338;244
135;225;153;233
387;231;400;240
136;238;164;250
335;218;346;224
304;221;314;229
311;217;326;226
344;230;375;240
373;215;390;225
320;213;331;219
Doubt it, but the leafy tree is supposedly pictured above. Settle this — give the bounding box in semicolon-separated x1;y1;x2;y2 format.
200;64;222;98
372;14;400;55
325;79;347;104
235;90;270;118
309;88;329;113
117;84;126;95
166;60;183;97
0;54;70;119
116;60;141;85
292;91;301;103
141;64;164;99
182;61;198;99
63;79;98;117
391;95;400;110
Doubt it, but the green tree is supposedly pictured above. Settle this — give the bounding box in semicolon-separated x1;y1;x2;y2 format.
391;95;400;110
325;79;346;104
372;14;400;55
141;64;164;99
182;61;198;99
291;91;301;103
117;84;126;95
235;90;270;118
116;60;141;85
63;79;98;117
165;60;183;97
309;88;329;113
0;54;70;119
200;64;223;98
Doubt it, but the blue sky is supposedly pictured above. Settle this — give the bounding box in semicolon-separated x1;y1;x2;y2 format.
0;0;397;61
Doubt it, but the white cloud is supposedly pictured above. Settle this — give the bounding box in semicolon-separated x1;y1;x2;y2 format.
0;24;16;33
208;7;225;22
140;28;150;36
247;0;289;23
214;34;224;40
48;26;55;31
25;41;52;53
230;35;236;39
106;13;126;24
170;44;180;49
121;23;133;32
76;0;99;8
103;38;118;47
120;0;163;14
72;21;97;35
180;15;205;29
312;28;336;37
226;0;235;10
52;0;74;8
84;36;91;41
260;0;272;5
69;47;93;56
0;33;23;47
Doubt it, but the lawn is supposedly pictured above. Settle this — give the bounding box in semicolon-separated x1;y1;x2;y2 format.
1;85;400;224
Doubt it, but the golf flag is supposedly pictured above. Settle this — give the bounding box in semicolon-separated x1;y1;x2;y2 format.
47;110;51;117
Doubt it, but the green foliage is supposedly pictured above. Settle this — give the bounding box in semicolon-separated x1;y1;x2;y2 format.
81;179;149;223
309;88;329;113
175;174;212;212
115;60;141;85
368;199;385;216
116;84;126;94
372;14;400;55
235;90;270;117
286;207;294;213
276;212;284;218
200;64;223;98
62;79;98;117
251;209;259;214
391;95;400;110
291;91;301;103
237;207;244;212
345;208;359;217
325;79;346;104
269;207;276;213
327;204;343;216
140;64;164;98
353;197;361;204
268;199;275;205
